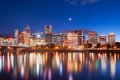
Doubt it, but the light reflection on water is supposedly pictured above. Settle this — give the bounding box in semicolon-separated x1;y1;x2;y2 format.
0;52;120;80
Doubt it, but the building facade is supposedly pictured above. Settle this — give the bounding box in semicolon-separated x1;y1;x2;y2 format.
52;34;63;46
45;25;52;34
18;25;31;46
74;30;84;46
108;33;115;44
23;26;31;46
14;29;19;45
18;32;24;45
30;37;46;46
63;32;78;47
99;35;107;45
45;25;53;44
88;32;98;46
63;30;84;47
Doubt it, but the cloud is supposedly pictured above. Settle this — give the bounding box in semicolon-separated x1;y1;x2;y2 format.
66;0;99;5
66;0;77;5
81;0;99;5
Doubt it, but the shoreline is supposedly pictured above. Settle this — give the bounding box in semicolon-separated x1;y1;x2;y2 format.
22;48;120;53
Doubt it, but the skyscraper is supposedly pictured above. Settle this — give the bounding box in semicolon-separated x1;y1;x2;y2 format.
63;32;78;47
45;25;52;34
14;29;19;45
99;35;107;45
108;33;115;44
52;34;63;46
63;30;84;47
88;32;98;46
24;25;31;46
45;25;53;44
18;32;24;45
74;30;84;46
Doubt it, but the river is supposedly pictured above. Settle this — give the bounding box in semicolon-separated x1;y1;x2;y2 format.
0;51;120;80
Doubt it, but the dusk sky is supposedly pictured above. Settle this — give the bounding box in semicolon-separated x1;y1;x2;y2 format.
0;0;120;41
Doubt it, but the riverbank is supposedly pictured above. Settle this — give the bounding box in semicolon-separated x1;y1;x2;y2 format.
22;48;120;53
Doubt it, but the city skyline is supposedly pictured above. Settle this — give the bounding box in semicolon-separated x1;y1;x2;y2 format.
0;0;120;41
0;25;117;42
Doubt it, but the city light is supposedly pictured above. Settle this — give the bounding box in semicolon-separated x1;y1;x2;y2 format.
0;0;120;80
0;25;119;51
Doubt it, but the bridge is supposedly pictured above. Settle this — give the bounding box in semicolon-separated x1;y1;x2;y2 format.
22;48;120;53
0;44;30;53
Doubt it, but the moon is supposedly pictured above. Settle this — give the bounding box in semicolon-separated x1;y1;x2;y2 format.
69;17;72;21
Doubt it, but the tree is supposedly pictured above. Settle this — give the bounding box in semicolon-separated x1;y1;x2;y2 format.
45;44;49;48
84;43;93;48
115;42;120;48
84;44;88;48
111;44;115;49
106;43;111;49
36;45;40;49
88;43;93;48
50;43;55;49
40;45;45;48
95;43;101;48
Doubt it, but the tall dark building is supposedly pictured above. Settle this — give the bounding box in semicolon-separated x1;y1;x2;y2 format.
74;30;84;46
52;34;63;46
45;25;52;34
45;25;53;44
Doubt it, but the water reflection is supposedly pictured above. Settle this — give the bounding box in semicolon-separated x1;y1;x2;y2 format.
68;74;73;80
110;53;116;78
101;53;107;74
0;52;120;80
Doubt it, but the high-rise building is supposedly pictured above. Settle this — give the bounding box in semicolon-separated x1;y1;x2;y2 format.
45;25;52;34
64;32;78;47
108;33;115;44
63;30;84;47
18;32;24;45
45;34;52;44
88;32;98;46
52;34;63;46
25;25;31;33
14;29;19;45
99;35;107;45
18;25;31;46
23;25;31;46
74;30;84;45
45;25;53;44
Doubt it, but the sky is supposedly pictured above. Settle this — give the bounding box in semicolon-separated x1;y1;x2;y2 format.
0;0;120;41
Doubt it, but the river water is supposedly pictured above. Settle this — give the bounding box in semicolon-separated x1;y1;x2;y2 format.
0;52;120;80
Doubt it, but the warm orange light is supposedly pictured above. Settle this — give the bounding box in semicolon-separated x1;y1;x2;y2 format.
114;46;116;49
45;47;48;49
55;46;58;49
